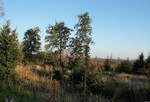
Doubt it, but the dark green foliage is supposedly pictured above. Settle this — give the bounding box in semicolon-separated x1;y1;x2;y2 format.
116;60;132;73
70;12;93;62
86;69;103;94
0;21;21;80
23;27;41;62
133;53;145;73
69;12;93;96
67;56;75;70
101;80;120;99
99;79;150;102
32;52;45;65
104;58;112;71
68;67;104;94
44;51;57;67
144;55;150;75
75;12;93;95
45;22;72;66
52;70;63;80
67;58;86;88
70;67;85;84
0;81;46;102
113;87;150;102
145;56;150;69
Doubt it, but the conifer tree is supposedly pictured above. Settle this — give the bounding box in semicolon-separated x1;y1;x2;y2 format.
104;57;112;71
45;22;72;66
133;53;145;73
145;55;150;69
23;27;41;62
0;21;21;79
71;12;93;97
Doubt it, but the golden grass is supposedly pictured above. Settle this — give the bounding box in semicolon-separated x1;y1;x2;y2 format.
115;73;148;79
15;65;62;94
15;65;39;82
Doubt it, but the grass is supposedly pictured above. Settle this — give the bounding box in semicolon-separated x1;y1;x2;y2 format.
100;72;150;102
0;65;149;102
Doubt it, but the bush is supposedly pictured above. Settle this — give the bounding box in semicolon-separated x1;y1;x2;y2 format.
68;67;104;94
104;58;112;71
52;70;63;80
44;51;57;67
116;60;132;73
70;67;85;85
133;53;145;73
86;69;103;94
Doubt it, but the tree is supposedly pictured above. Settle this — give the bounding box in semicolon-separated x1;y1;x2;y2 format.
116;60;132;73
71;12;93;59
0;21;21;79
23;27;41;62
44;51;57;67
45;22;72;66
145;56;150;69
104;57;112;71
69;37;84;70
145;56;150;75
71;12;93;97
133;53;145;73
86;69;103;94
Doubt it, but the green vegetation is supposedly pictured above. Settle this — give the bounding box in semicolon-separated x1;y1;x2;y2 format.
0;13;150;102
23;27;41;62
0;21;21;80
104;58;112;71
116;60;132;73
45;22;72;67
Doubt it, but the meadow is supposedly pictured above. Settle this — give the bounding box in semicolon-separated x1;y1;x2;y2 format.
0;62;149;102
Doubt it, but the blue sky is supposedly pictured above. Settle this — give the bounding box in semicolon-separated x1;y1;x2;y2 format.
1;0;150;59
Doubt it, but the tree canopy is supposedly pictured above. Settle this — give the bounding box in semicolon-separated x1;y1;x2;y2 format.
23;27;41;61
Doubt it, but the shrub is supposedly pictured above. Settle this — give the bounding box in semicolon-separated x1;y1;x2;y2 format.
70;67;85;85
133;53;145;73
116;60;132;73
104;58;112;71
52;70;63;80
44;51;57;67
86;69;103;94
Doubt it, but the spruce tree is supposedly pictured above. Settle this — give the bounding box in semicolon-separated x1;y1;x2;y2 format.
145;56;150;69
71;12;93;65
23;27;41;62
133;53;145;73
71;12;93;97
0;21;21;79
104;57;112;71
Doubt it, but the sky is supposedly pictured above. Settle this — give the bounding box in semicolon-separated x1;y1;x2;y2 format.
1;0;150;59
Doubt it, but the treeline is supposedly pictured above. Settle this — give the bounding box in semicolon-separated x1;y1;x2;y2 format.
0;12;97;94
103;53;150;75
0;12;92;66
0;12;150;102
0;12;150;83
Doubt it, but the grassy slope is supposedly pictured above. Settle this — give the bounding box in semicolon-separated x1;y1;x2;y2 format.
0;65;149;102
